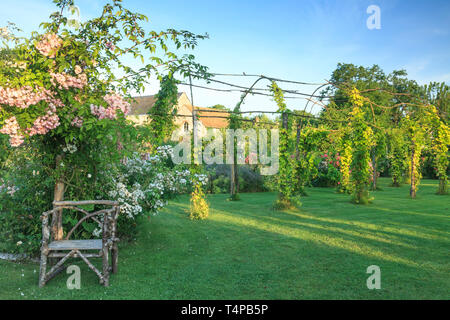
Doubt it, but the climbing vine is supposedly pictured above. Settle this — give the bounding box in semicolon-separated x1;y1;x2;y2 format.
370;129;386;190
348;88;375;204
401;114;427;198
271;81;299;210
148;75;179;146
387;128;408;187
337;134;352;194
428;106;450;195
294;124;317;195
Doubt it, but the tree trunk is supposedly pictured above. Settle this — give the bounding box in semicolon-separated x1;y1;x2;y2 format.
230;163;235;196
230;158;239;200
52;155;65;240
410;148;416;198
281;112;289;200
438;178;447;195
371;151;377;191
234;161;239;195
295;123;301;160
229;130;239;200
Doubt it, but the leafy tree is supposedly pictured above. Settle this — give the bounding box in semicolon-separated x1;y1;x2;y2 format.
209;104;229;111
424;82;449;123
321;64;391;123
0;0;208;239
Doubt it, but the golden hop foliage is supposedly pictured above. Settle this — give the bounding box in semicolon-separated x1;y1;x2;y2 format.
189;183;209;220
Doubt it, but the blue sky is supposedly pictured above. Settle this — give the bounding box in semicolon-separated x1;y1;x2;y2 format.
1;0;449;114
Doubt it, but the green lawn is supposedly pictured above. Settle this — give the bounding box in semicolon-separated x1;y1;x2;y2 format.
1;178;449;299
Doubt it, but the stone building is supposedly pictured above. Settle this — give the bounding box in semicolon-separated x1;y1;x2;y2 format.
127;92;229;138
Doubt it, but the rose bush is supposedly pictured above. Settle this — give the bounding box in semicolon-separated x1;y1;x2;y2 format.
0;0;209;253
0;144;206;255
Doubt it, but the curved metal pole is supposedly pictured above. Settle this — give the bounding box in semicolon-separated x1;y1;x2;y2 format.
303;83;329;115
229;75;273;200
233;75;270;113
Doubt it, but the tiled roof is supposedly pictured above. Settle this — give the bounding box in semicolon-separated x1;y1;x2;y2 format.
130;93;229;128
129;93;183;115
195;107;229;128
183;104;229;128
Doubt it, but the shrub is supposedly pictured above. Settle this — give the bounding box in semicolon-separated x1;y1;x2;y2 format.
0;150;54;255
206;164;267;194
189;182;209;220
273;196;301;211
311;153;341;188
0;145;195;256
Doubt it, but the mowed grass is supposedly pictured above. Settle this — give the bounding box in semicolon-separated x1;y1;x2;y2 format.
0;178;448;299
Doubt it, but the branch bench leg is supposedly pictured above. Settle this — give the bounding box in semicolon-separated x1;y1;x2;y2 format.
39;250;48;288
111;243;118;274
102;246;110;286
40;249;75;287
77;250;107;285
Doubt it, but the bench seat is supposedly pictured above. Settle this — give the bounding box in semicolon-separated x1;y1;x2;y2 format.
48;239;102;251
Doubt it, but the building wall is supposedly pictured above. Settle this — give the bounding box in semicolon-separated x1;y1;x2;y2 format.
127;92;208;140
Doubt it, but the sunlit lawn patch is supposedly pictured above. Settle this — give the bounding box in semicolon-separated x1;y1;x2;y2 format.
0;178;448;299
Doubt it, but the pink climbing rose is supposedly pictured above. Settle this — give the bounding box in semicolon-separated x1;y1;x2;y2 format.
91;93;131;120
35;33;63;58
0;116;23;147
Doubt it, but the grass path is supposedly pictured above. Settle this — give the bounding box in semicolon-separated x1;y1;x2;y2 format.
0;178;448;299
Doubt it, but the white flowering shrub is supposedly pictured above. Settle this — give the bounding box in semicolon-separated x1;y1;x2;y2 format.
0;144;208;255
100;145;207;236
156;145;174;160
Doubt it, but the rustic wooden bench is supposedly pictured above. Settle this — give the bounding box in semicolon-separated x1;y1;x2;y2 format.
39;200;120;287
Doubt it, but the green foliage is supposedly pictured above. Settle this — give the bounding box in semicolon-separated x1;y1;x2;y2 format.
332;129;353;193
370;128;387;190
211;175;230;194
427;106;450;194
293;154;313;195
0;153;54;255
320;63;422;128
387;128;408;187
0;133;10;173
339;142;353;193
206;164;267;194
0;0;208;167
424;82;449;123
209;104;229;111
148;75;179;145
348;88;375;204
0;0;210;252
270;81;299;209
293;122;325;195
401;113;427;198
0;143;194;255
311;153;341;188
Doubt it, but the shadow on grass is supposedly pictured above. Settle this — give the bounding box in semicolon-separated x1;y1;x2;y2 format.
1;179;448;299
